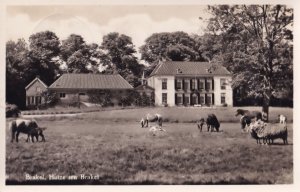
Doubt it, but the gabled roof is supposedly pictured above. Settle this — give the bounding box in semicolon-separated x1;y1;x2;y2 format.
25;77;48;90
48;73;133;90
149;61;231;77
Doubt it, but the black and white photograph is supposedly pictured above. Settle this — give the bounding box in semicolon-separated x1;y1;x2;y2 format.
0;0;297;190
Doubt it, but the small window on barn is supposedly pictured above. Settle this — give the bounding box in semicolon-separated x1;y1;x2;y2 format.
79;93;86;96
60;93;66;98
36;87;41;93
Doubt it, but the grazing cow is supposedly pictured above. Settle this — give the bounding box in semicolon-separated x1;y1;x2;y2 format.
141;113;163;128
278;114;287;124
9;119;46;143
206;114;220;132
235;109;263;121
197;118;205;132
149;126;166;136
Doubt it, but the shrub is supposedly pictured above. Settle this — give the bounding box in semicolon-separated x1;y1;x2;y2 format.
6;103;20;117
41;90;58;108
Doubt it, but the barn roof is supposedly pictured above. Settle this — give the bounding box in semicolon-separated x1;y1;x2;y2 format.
48;74;133;90
25;77;48;90
149;61;231;77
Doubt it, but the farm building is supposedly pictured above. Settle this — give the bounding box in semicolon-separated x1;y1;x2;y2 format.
25;73;133;108
147;61;233;107
25;77;48;108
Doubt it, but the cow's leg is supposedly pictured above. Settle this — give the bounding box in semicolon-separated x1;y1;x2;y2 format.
31;134;35;143
39;132;45;142
146;120;149;128
16;132;20;143
158;118;162;128
11;131;15;143
26;134;29;142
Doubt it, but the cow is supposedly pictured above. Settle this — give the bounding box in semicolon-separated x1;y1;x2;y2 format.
235;109;263;121
206;114;220;132
149;126;166;136
9;119;46;143
240;115;252;131
141;113;163;128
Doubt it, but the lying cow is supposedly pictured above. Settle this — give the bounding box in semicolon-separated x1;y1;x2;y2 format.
149;126;166;136
9;119;46;143
141;113;163;128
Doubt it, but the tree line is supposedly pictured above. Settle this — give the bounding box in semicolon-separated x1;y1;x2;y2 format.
7;5;293;116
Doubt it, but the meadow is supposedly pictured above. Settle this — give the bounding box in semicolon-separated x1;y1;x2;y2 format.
6;107;293;184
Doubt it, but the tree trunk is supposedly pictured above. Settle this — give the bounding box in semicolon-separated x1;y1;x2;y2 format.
262;96;270;122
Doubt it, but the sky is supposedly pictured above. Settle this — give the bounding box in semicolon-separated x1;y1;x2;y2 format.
6;5;211;50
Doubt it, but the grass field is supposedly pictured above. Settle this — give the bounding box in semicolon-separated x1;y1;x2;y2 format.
5;107;293;184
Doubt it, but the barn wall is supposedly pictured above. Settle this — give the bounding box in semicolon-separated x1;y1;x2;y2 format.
53;89;129;106
25;80;48;107
26;80;47;96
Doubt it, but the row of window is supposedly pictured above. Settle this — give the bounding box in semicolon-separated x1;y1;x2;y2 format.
161;93;226;105
59;92;86;98
162;78;227;90
26;96;42;105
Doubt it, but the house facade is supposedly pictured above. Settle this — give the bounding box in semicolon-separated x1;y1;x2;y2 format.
25;74;133;108
147;61;233;107
25;77;48;108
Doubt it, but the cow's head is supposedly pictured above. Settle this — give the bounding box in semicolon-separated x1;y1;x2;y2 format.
240;115;251;129
235;109;244;117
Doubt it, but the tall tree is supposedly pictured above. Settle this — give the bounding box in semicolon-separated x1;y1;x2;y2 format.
27;31;61;85
140;31;200;65
207;5;293;121
6;39;30;108
192;33;222;62
61;34;101;73
100;32;143;87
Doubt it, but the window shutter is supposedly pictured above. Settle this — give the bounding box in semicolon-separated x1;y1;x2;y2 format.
175;79;177;90
204;78;207;90
175;93;177;105
212;93;215;105
212;78;214;90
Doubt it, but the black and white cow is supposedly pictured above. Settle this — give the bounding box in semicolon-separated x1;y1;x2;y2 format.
141;113;163;128
9;119;46;143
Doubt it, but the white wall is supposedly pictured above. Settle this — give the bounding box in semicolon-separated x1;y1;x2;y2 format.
214;76;233;106
148;76;175;106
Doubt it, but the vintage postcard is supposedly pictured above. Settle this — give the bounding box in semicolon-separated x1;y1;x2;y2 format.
0;0;298;191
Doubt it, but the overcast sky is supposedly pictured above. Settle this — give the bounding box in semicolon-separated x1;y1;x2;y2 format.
6;5;211;49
